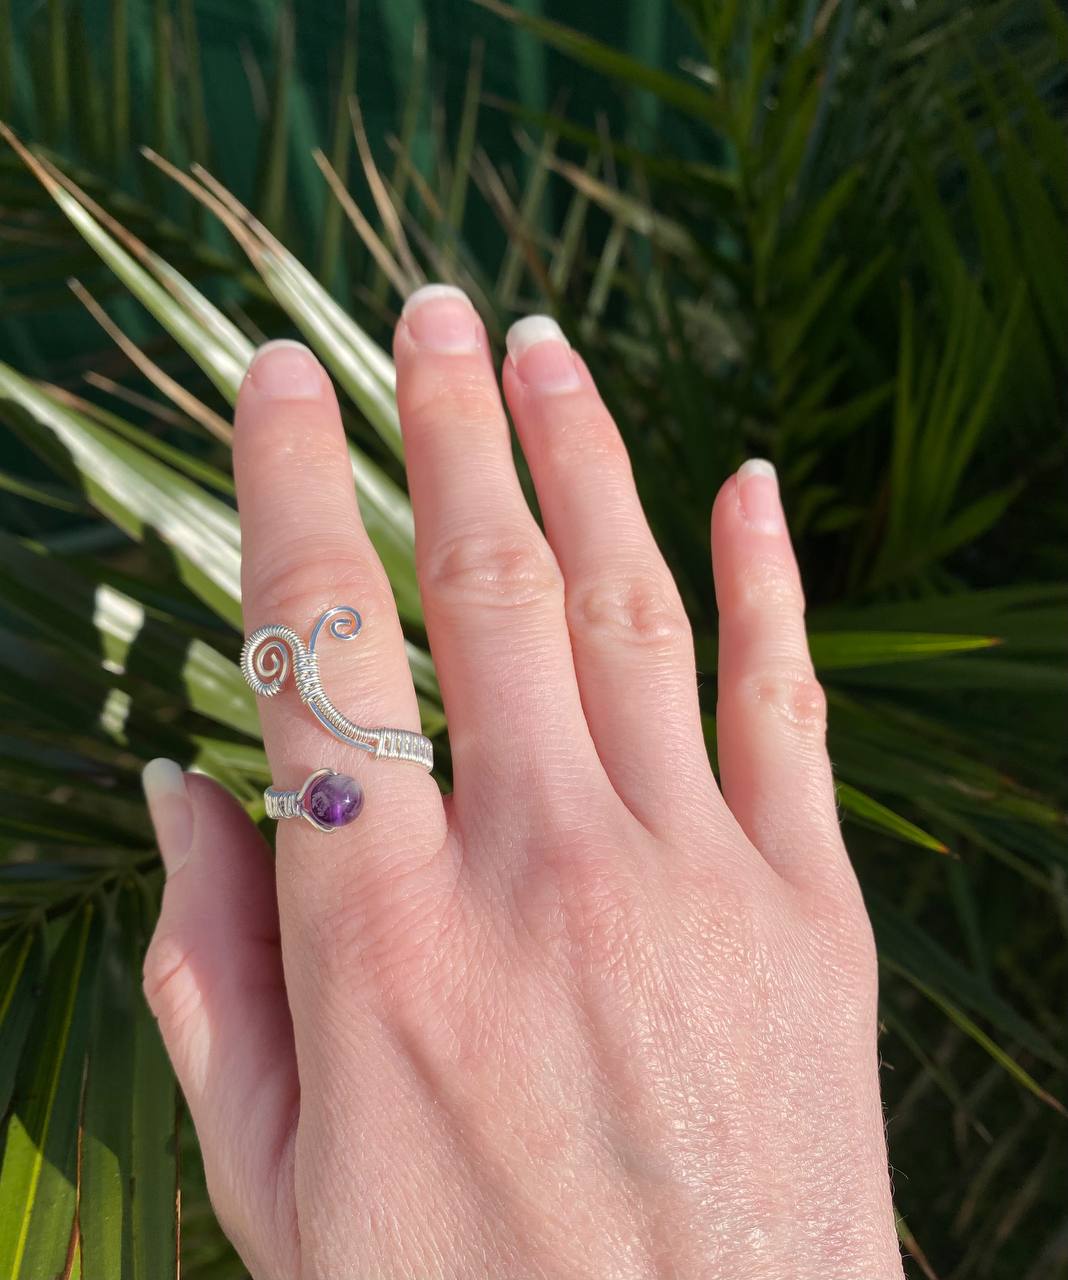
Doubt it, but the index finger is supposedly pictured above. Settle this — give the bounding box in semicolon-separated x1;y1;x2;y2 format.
233;340;446;918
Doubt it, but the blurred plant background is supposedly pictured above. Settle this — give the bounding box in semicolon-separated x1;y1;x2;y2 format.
0;0;1065;1275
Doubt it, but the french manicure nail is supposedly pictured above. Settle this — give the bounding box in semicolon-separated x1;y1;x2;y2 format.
142;758;194;876
402;283;481;354
736;459;784;534
506;315;581;393
247;339;325;399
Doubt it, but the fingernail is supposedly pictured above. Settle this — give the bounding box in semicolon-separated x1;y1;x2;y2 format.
736;459;784;534
402;284;481;353
142;758;194;876
247;339;326;399
506;315;581;393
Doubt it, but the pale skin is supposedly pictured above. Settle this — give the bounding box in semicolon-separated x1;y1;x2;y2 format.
142;286;904;1279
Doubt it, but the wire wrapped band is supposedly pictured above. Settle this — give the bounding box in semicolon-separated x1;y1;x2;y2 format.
264;786;304;821
241;606;433;771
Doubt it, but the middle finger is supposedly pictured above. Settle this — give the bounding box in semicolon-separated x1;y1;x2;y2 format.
393;286;606;839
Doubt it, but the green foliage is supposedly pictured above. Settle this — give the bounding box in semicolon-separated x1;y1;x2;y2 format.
0;1;1065;1275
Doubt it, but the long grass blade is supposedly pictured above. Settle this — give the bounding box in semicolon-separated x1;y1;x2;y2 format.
151;0;175;168
809;631;999;669
497;124;558;305
81;885;178;1277
0;904;103;1277
837;783;949;854
67;278;233;443
870;898;1063;1071
178;0;209;169
350;95;423;290
254;2;294;237
0;929;46;1117
373;19;426;303
314;148;412;297
0;128;249;398
444;37;484;263
43;382;234;495
46;0;69;144
318;0;359;288
0;0;12;120
474;0;722;123
109;0;130;173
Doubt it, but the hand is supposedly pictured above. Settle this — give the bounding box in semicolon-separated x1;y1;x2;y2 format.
142;290;903;1279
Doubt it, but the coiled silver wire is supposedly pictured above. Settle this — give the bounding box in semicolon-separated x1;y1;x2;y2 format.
240;606;434;770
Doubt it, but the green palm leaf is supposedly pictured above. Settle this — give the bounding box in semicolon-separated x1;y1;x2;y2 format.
82;884;177;1278
0;904;102;1277
0;360;243;625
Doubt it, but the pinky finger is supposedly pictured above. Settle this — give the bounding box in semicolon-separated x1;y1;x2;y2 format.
142;762;299;1276
711;463;849;888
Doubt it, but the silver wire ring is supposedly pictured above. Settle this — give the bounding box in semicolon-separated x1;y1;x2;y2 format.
241;605;434;771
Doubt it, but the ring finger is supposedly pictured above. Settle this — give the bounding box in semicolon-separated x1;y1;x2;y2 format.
501;317;730;840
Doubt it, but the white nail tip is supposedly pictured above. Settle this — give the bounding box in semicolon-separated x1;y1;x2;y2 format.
142;757;187;802
506;315;569;361
737;458;777;482
252;339;312;358
402;283;472;317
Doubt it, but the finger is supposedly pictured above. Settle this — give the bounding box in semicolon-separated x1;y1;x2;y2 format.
233;340;446;918
501;316;729;839
393;287;605;835
711;461;848;885
141;761;298;1277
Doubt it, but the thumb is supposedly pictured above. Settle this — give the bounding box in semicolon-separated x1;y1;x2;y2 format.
142;760;299;1277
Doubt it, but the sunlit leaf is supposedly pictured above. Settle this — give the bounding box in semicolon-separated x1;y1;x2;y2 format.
810;631;999;670
82;884;177;1278
0;904;103;1278
0;361;243;626
0;929;46;1117
837;783;948;854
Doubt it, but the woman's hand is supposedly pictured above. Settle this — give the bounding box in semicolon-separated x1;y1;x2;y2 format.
142;288;902;1279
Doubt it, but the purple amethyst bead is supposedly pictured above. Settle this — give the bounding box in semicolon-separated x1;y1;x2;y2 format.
304;772;364;829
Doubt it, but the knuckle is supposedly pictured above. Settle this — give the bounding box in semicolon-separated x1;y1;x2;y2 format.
545;414;631;472
695;875;766;982
315;882;440;1000
734;552;807;616
421;527;563;611
567;572;691;650
536;825;644;969
301;835;461;1006
566;873;634;969
248;545;392;627
403;373;502;437
734;669;827;734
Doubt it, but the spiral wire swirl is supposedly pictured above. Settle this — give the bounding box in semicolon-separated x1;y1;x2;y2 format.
240;607;433;770
240;624;305;698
